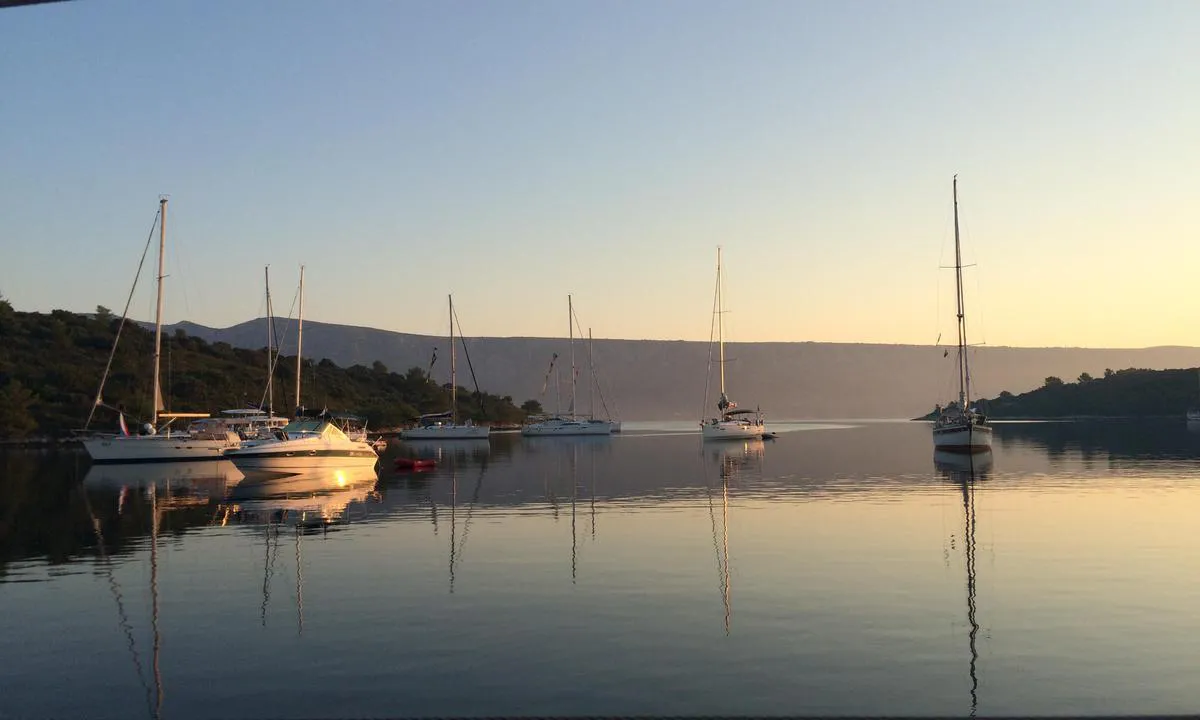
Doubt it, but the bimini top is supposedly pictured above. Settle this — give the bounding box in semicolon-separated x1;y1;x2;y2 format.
280;420;350;442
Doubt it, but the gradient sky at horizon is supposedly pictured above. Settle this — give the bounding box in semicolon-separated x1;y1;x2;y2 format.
2;0;1198;348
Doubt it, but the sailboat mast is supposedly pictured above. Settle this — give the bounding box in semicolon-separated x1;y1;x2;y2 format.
717;247;726;396
953;176;970;410
151;197;167;428
450;294;457;423
265;265;274;417
569;294;576;420
295;265;304;413
588;328;595;420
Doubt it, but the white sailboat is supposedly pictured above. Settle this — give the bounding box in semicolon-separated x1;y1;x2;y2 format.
932;176;993;453
401;295;490;440
523;295;612;437
701;248;765;441
83;198;241;464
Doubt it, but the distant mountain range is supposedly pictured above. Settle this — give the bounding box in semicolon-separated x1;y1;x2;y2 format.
162;318;1200;420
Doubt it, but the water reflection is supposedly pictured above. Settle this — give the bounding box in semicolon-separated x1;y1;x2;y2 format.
702;440;765;636
80;472;166;720
935;449;987;716
400;438;492;464
446;461;486;594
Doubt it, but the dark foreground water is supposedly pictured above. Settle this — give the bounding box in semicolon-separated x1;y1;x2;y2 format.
3;420;1200;718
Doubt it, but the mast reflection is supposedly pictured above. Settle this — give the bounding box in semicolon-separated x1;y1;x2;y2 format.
704;438;764;635
934;449;990;716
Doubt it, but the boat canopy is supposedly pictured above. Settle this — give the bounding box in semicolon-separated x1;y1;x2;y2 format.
280;419;350;442
417;411;453;420
725;408;759;416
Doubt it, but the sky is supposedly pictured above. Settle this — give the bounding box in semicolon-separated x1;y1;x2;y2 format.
2;0;1198;348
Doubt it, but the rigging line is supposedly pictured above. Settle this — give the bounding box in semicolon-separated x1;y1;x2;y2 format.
701;263;721;423
257;287;301;412
80;486;155;719
452;305;486;415
86;207;161;429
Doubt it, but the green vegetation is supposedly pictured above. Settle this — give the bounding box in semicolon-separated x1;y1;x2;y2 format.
917;367;1200;419
0;305;529;438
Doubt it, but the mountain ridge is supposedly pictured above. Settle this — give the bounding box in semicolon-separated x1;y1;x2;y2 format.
158;318;1200;420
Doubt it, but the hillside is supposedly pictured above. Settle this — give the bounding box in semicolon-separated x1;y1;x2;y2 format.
0;303;526;438
164;317;1200;420
917;368;1200;419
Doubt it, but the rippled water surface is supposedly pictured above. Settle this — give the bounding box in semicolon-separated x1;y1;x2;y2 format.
4;420;1200;718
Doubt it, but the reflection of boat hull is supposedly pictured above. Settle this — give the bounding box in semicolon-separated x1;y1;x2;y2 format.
932;423;993;452
401;425;490;440
934;449;993;475
83;436;236;463
522;419;613;436
701;420;765;440
83;459;244;491
227;467;378;524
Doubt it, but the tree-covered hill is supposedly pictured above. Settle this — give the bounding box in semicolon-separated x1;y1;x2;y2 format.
916;367;1200;419
0;300;527;438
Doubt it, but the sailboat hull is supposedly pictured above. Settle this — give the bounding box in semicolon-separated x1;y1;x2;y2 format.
702;420;766;440
932;423;993;453
83;435;238;464
401;425;490;440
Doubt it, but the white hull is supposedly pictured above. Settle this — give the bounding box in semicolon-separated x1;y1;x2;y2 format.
401;425;490;440
932;424;993;452
701;421;766;441
226;452;378;472
83;435;238;464
522;419;613;436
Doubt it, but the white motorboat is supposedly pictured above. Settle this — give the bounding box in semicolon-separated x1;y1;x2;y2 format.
224;419;378;471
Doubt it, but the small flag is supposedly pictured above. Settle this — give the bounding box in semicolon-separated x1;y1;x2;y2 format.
118;413;131;437
944;349;949;358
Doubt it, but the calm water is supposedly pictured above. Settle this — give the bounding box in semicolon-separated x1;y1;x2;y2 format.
4;420;1200;718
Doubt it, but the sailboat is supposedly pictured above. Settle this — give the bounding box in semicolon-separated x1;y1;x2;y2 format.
401;295;490;440
701;248;765;440
522;295;612;436
932;177;993;453
83;198;241;463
